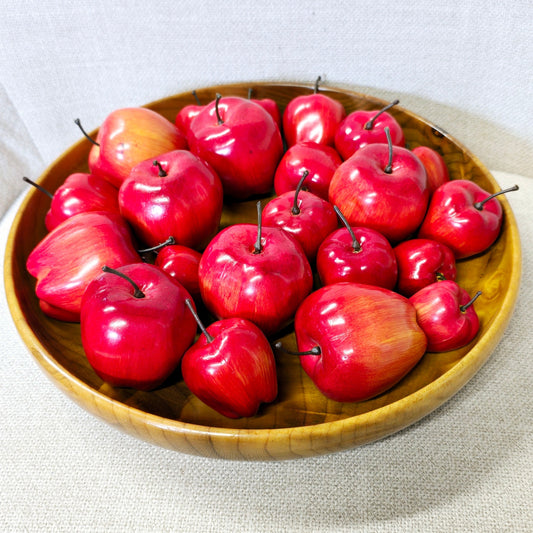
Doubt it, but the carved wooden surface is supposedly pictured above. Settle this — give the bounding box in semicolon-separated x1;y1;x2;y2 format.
4;83;521;460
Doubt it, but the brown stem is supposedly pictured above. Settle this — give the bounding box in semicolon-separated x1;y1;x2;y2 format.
384;126;393;174
152;160;168;177
22;176;53;199
314;76;322;94
185;298;214;343
473;185;519;210
74;118;99;146
253;200;263;254
137;236;175;254
192;90;201;105
215;93;224;125
292;170;309;215
274;341;321;356
364;99;400;130
102;265;145;298
459;291;482;313
334;205;361;252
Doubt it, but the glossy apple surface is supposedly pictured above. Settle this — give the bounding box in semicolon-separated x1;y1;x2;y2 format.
294;282;427;403
409;280;480;352
187;95;283;199
81;263;197;390
412;146;450;195
316;226;398;289
88;107;187;188
26;211;140;320
198;223;313;336
273;142;342;201
328;142;429;243
181;317;278;418
394;238;456;297
119;149;223;249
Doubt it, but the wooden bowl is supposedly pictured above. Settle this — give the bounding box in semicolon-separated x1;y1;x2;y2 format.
4;82;521;460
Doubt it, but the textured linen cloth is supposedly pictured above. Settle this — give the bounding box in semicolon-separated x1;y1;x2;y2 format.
1;2;532;531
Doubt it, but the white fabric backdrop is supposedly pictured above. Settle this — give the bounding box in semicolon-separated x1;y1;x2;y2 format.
1;2;532;531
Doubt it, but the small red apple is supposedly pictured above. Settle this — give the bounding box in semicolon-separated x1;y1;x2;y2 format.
411;146;450;195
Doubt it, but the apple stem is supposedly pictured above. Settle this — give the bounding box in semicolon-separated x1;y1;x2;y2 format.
215;93;224;125
436;272;446;281
74;118;100;146
137;236;175;254
102;265;145;298
459;290;482;313
314;76;322;94
384;126;393;174
22;176;53;200
334;205;361;252
152;160;168;177
364;99;400;130
192;90;201;105
273;341;321;356
247;87;253;99
254;200;263;254
292;170;309;215
473;185;519;210
185;298;214;343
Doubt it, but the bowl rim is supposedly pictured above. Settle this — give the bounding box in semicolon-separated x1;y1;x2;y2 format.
4;82;523;459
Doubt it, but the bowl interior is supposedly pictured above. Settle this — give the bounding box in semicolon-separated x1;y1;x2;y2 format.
4;83;521;459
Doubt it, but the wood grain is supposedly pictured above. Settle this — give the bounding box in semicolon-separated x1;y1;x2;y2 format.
4;83;521;460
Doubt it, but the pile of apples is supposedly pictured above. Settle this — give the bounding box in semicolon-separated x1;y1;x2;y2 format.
25;80;518;419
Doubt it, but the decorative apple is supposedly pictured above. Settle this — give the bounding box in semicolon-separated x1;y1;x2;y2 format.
23;173;120;232
282;76;346;147
394;238;456;297
81;107;187;188
118;149;223;249
187;94;283;200
273;141;342;201
411;145;450;195
328;127;429;243
80;263;197;390
409;280;482;352
262;171;338;262
334;99;404;160
316;206;398;289
247;87;282;129
198;201;313;336
175;90;204;135
284;282;427;403
418;180;519;259
26;211;140;320
181;300;278;418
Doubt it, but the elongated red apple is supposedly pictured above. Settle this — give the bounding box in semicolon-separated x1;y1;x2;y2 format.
119;149;223;249
411;146;450;195
154;243;202;302
273;141;342;201
289;282;427;402
83;107;187;188
418;180;519;259
80;264;197;390
26;211;140;320
181;300;277;418
334;99;404;160
187;94;283;199
198;202;313;336
394;238;456;297
262;171;338;262
316;206;398;289
409;280;481;352
282;76;346;147
328;127;428;243
23;173;120;232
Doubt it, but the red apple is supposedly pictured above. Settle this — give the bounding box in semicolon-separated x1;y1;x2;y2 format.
262;171;338;262
289;282;427;402
80;263;197;390
118;149;223;249
187;94;283;199
418;180;519;259
198;202;313;336
316;206;398;289
282;76;346;147
334;99;404;160
247;87;282;129
273;141;342;201
181;301;277;418
412;146;450;195
393;238;456;297
85;107;187;188
175;90;204;135
409;280;481;352
328;127;429;243
26;211;140;320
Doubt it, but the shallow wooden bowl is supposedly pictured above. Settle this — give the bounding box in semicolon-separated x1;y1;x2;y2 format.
4;83;521;460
